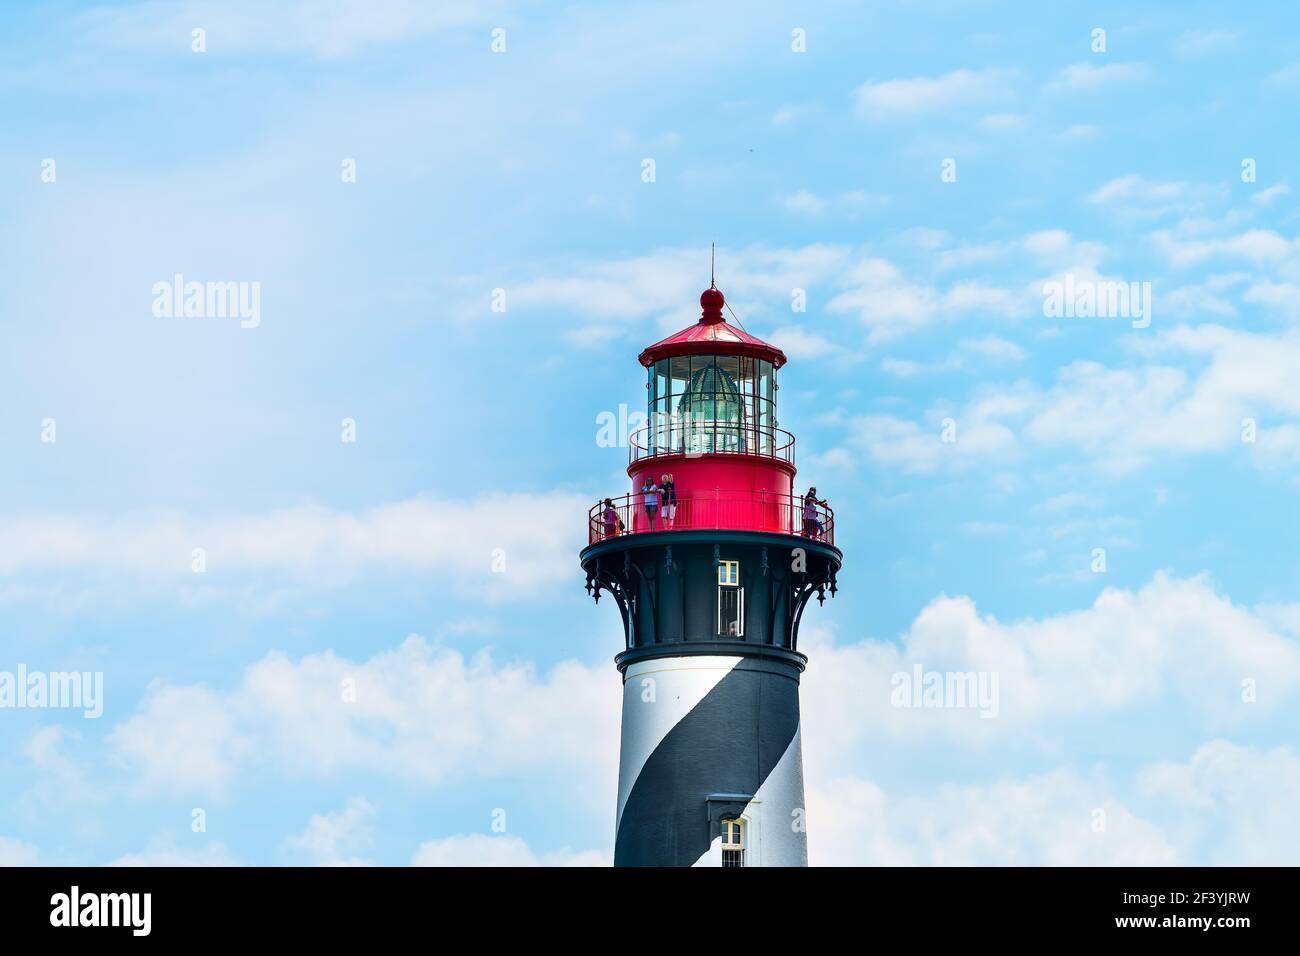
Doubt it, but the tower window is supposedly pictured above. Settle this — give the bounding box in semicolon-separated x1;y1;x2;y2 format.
721;818;745;867
718;584;744;637
718;560;740;586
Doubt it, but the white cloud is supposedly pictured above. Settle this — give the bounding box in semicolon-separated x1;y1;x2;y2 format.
1151;228;1297;269
783;189;826;215
770;105;802;125
1033;492;1099;513
109;683;253;796
828;259;936;341
809;740;1300;865
1060;123;1099;141
1252;184;1291;205
1267;62;1300;86
876;336;1027;378
1021;228;1107;271
809;770;1176;865
782;190;889;217
839;190;891;210
0;491;588;602
0;837;39;866
500;243;854;345
1174;29;1241;57
961;335;1027;363
879;358;923;378
936;242;1005;270
108;835;239;866
1028;325;1300;469
801;572;1300;755
809;447;856;471
1139;742;1300;864
828;259;1020;343
411;833;608;866
80;0;497;59
848;400;1022;473
853;326;1300;474
765;325;841;360
22;727;97;810
1162;273;1249;319
854;68;1016;120
107;635;619;800
1088;174;1186;205
498;241;1038;348
285;797;377;866
978;112;1024;131
1048;62;1146;92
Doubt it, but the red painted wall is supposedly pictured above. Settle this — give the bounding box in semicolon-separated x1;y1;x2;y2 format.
626;455;798;534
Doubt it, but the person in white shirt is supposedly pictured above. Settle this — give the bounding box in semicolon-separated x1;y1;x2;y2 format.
642;476;659;529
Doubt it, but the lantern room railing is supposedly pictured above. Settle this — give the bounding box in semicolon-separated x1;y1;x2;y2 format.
587;490;834;546
628;422;795;466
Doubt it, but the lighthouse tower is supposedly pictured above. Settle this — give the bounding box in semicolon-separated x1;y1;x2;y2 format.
581;283;842;867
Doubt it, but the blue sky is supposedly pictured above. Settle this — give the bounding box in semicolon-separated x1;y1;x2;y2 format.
2;0;1300;865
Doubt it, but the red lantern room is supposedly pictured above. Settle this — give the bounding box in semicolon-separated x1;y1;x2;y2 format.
588;284;831;542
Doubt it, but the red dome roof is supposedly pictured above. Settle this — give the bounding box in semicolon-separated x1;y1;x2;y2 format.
638;287;787;369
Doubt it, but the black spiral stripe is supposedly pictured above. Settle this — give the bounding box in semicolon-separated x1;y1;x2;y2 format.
614;657;802;867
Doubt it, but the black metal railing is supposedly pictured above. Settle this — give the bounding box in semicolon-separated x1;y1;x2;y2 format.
628;421;795;466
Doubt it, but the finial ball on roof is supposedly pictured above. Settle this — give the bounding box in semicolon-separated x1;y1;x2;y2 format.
700;287;725;310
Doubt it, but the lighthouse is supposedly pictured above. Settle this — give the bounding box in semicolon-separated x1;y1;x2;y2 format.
581;282;842;866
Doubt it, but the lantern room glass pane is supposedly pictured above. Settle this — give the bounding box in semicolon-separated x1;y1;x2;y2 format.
756;360;773;454
651;360;670;451
677;354;745;454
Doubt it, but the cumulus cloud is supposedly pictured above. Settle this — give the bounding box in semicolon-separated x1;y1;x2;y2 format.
808;770;1177;865
828;259;1020;343
284;797;377;866
109;683;253;796
845;325;1300;475
498;243;854;345
0;837;39;866
1088;174;1187;205
1048;62;1146;92
783;189;827;215
808;742;1300;865
481;229;1132;352
108;835;239;866
1174;29;1240;57
107;635;619;800
0;491;589;603
854;68;1016;120
411;833;608;866
781;189;889;217
978;112;1024;131
80;0;495;59
1030;325;1300;469
848;411;1019;472
1151;228;1298;270
764;325;842;360
1137;742;1300;865
800;572;1300;754
1252;184;1292;206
